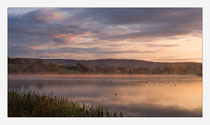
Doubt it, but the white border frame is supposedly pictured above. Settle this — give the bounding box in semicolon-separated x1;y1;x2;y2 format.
1;0;210;125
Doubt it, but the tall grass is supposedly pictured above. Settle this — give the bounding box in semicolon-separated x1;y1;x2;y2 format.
8;91;123;117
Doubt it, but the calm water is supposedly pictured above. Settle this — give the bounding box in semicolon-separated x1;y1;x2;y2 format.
8;74;202;117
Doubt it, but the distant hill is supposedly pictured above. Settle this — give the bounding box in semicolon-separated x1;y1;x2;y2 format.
9;58;202;75
43;58;201;69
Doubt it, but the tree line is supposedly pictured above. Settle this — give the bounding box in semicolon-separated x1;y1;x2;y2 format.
8;57;202;75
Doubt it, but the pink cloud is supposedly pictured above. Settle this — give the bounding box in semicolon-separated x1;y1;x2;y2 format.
35;9;61;23
29;46;36;50
51;33;77;43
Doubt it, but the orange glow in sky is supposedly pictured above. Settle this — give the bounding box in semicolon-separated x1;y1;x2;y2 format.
8;8;202;62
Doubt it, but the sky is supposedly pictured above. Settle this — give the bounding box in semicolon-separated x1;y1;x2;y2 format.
8;8;202;62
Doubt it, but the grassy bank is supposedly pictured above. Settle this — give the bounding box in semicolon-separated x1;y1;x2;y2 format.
8;91;123;117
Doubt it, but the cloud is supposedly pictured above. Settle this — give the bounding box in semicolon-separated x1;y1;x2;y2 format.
8;8;202;61
37;47;142;54
8;46;30;57
66;8;200;25
68;8;202;41
145;44;179;47
51;33;77;44
22;9;61;24
8;8;41;15
8;9;91;47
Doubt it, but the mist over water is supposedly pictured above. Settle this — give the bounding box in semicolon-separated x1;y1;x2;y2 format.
8;74;202;117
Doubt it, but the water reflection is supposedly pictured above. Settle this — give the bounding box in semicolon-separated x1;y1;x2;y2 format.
8;74;202;117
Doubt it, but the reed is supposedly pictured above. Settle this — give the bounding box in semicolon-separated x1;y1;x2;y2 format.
8;91;123;117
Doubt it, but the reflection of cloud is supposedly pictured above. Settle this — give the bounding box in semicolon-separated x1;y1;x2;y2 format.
8;75;202;117
108;103;202;117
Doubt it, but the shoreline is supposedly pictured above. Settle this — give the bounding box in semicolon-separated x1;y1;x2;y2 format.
8;73;200;77
8;74;201;81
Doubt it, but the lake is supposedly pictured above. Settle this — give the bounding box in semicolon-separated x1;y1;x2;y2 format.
8;74;202;117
